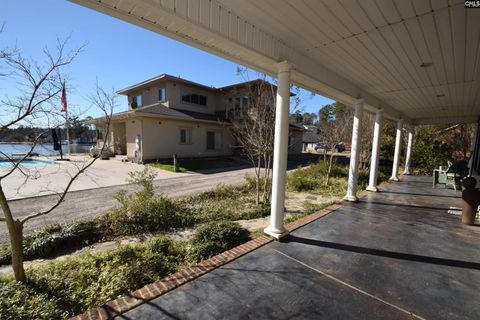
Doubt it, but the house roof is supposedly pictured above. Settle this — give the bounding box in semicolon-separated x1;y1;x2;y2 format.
303;131;322;143
117;74;296;96
91;103;228;124
117;74;217;95
138;104;228;122
289;123;305;132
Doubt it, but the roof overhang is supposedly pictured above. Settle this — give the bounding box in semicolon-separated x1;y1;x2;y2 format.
71;0;480;125
116;74;218;95
88;110;231;126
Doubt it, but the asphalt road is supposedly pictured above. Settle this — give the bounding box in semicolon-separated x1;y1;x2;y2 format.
0;154;326;244
0;166;256;245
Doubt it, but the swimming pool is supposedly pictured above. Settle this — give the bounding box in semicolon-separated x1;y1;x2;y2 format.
0;159;56;169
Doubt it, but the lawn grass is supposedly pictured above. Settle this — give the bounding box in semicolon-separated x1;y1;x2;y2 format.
150;157;242;172
150;163;188;172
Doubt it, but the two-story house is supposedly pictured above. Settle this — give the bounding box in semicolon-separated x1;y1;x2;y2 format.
92;74;303;162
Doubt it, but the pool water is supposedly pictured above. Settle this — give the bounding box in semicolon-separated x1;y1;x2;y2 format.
0;159;56;169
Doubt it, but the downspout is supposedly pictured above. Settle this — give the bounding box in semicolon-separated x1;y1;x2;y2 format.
140;118;144;163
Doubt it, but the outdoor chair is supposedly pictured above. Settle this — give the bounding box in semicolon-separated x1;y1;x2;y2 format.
433;159;469;190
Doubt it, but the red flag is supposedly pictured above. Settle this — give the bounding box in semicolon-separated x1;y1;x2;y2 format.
61;82;67;113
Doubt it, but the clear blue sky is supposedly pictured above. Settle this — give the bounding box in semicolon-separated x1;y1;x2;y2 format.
1;0;334;118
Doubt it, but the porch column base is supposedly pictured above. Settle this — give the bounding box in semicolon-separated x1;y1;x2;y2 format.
343;194;359;202
264;227;289;240
389;176;400;182
366;186;379;192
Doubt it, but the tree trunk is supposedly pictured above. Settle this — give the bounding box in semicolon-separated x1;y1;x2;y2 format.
326;150;335;186
263;153;272;204
255;156;261;205
0;185;26;282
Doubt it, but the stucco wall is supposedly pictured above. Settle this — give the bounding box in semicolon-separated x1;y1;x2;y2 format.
139;118;233;160
125;119;143;159
166;82;218;114
127;82;169;110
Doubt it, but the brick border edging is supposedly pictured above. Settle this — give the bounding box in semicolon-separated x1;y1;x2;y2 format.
70;206;346;319
71;179;392;320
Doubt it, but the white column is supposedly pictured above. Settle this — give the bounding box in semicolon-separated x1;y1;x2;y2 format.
344;100;364;202
390;119;403;181
403;127;414;175
264;61;291;240
367;109;383;192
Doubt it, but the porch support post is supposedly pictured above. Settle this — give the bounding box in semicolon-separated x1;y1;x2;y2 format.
264;61;292;240
390;119;403;181
403;127;414;175
344;99;364;202
367;109;383;192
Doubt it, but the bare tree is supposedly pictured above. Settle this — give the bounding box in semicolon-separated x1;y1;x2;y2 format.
320;103;353;185
229;68;308;203
229;78;276;204
0;36;114;282
360;112;375;169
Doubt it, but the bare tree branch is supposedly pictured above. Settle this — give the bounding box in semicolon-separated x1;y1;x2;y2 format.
20;84;114;225
0;38;84;133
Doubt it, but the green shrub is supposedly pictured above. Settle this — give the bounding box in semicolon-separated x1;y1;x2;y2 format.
26;237;183;316
187;221;250;262
195;184;244;201
182;184;270;223
109;193;195;236
0;279;66;320
0;245;10;265
108;168;195;236
244;175;272;193
287;169;323;191
0;219;106;266
25;220;104;259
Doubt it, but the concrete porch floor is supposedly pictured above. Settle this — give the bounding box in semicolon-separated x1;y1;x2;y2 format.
118;176;480;319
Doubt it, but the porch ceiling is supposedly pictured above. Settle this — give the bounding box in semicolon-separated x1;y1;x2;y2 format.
71;0;480;125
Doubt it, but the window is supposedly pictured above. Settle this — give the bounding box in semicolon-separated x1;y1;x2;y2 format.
159;87;166;101
234;97;241;117
180;128;192;144
181;91;207;106
131;95;142;109
206;131;222;151
242;96;250;109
